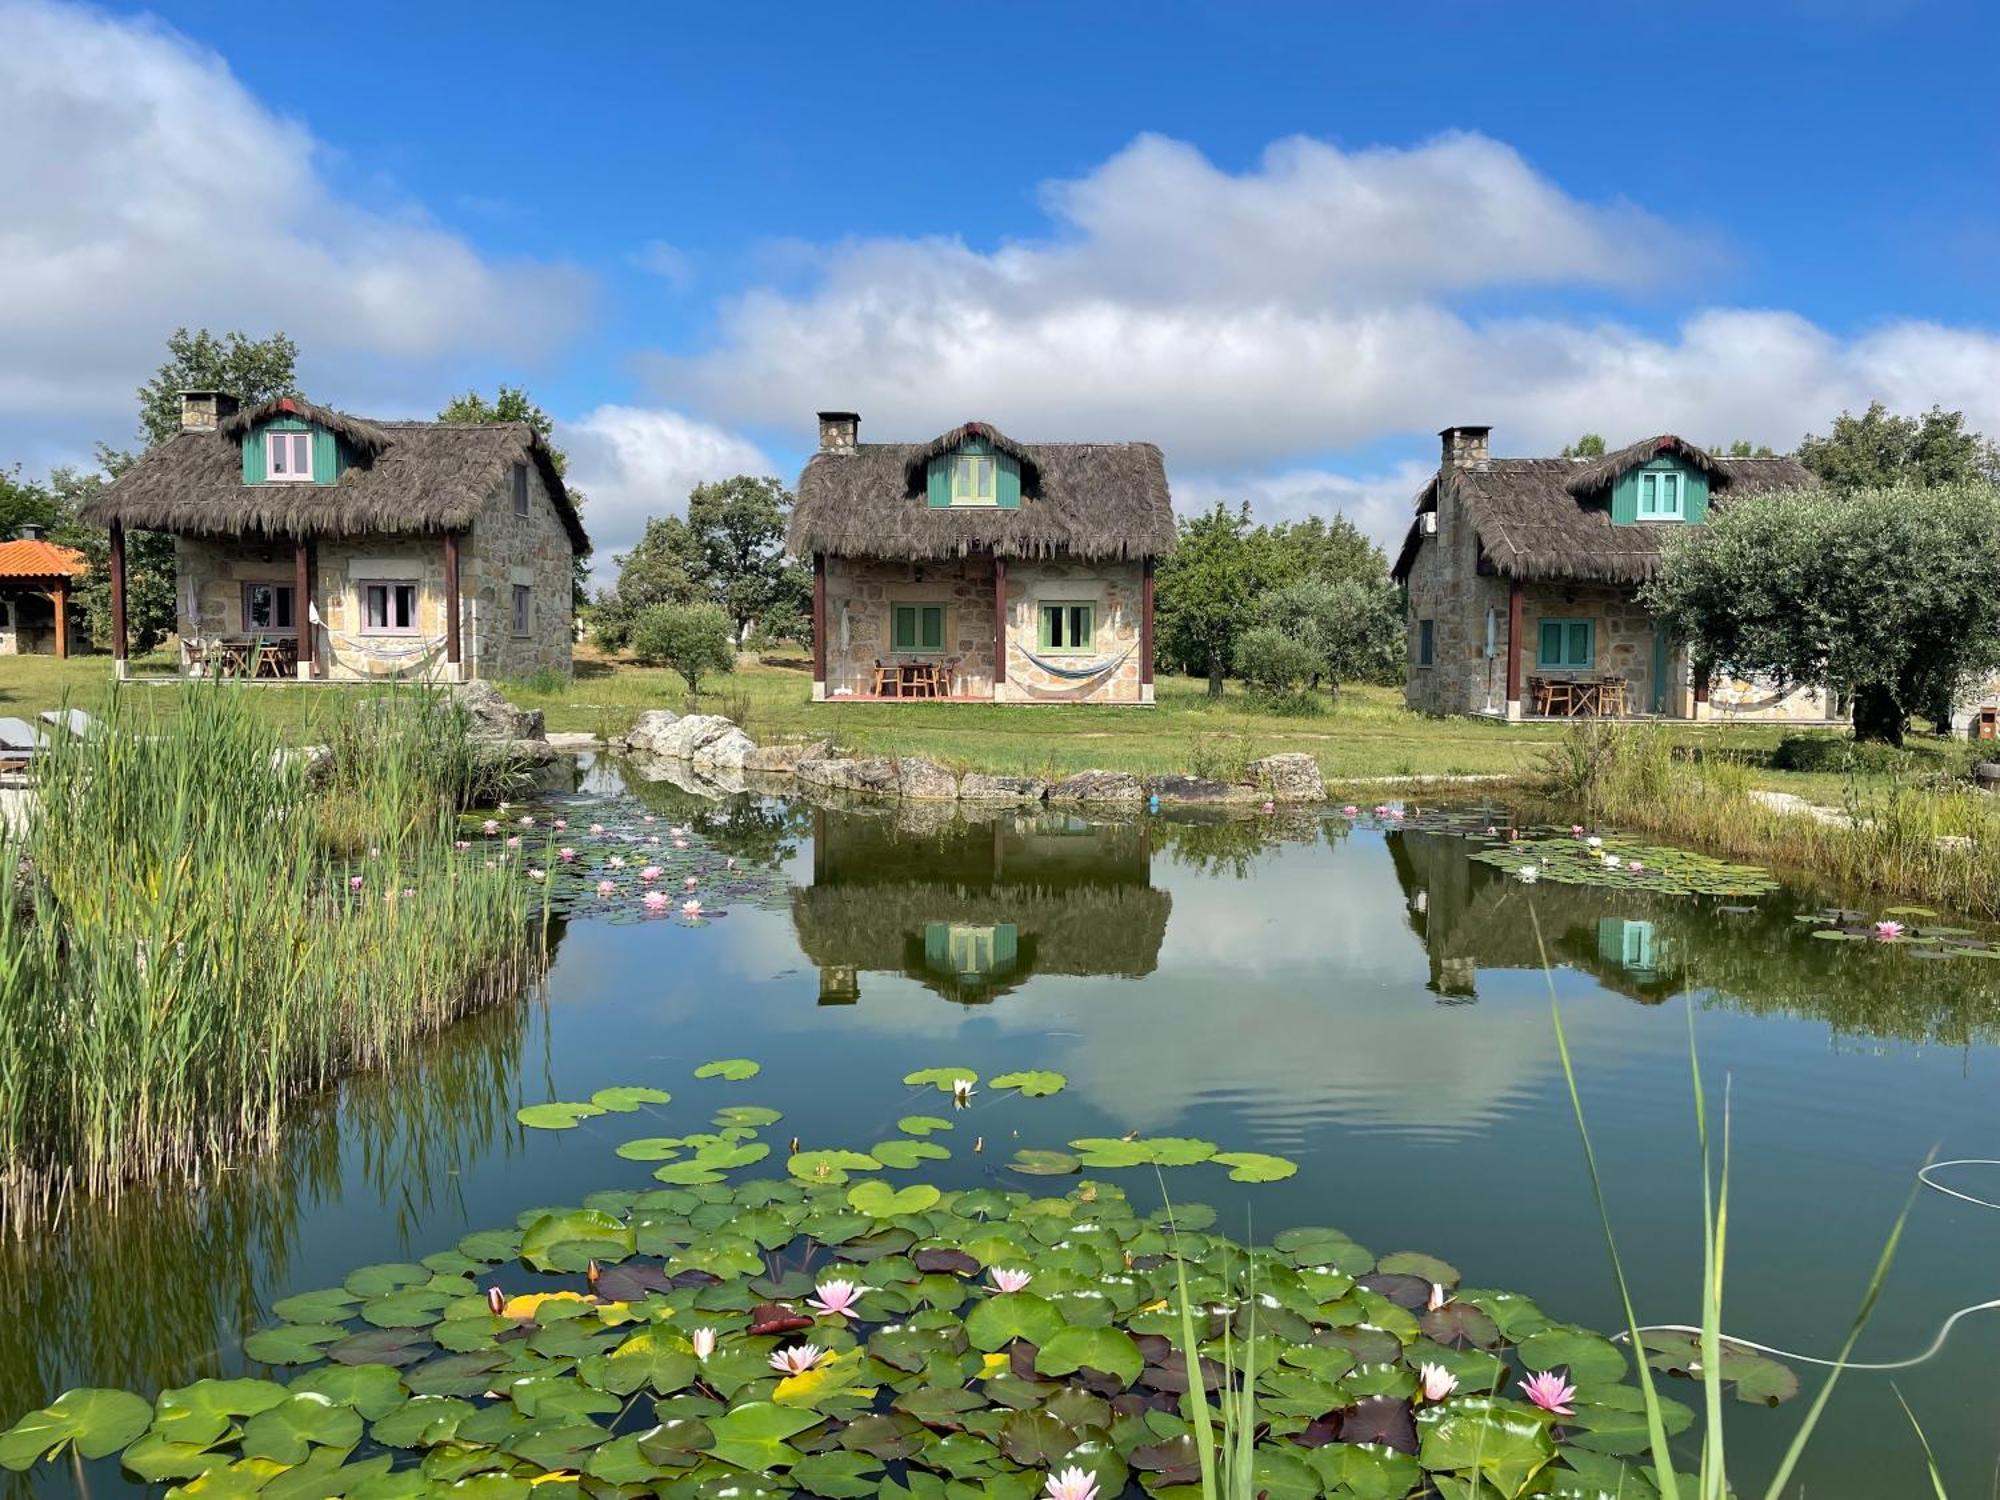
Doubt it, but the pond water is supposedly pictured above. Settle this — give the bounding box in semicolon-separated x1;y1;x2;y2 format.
8;757;2000;1496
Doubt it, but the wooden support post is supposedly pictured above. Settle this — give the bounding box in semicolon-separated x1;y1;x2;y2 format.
1505;578;1523;719
1140;557;1155;702
1693;662;1711;720
294;537;313;678
992;555;1007;696
108;521;128;677
811;552;827;699
443;530;462;680
51;580;69;659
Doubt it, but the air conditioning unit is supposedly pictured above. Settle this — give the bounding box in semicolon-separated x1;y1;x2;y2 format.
1421;513;1438;535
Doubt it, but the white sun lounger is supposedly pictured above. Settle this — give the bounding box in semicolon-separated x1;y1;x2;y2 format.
38;708;97;739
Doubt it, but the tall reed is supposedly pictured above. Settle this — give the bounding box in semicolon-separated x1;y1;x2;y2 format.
0;687;536;1226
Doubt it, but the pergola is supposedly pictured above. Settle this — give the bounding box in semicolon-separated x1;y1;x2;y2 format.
0;535;87;658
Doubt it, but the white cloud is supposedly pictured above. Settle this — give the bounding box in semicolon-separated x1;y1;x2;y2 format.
0;0;592;458
641;130;2000;499
557;405;775;577
632;241;695;291
1175;461;1438;557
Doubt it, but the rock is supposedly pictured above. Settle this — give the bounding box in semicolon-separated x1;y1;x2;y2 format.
741;737;834;773
451;680;544;741
1145;774;1261;805
625;713;743;763
691;727;756;770
894;757;960;801
1977;761;2000;790
544;731;603;753
958;772;1048;804
1047;770;1145;804
295;744;335;788
619;709;682;756
1247;753;1325;803
796;757;899;795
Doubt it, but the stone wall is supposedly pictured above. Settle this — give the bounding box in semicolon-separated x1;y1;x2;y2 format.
1400;482;1509;715
0;590;64;655
466;458;576;681
820;555;1146;704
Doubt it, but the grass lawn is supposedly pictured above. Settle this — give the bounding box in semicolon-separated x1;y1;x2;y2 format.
6;645;1834;788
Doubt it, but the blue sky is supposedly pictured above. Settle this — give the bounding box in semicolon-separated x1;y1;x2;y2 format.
4;0;1998;576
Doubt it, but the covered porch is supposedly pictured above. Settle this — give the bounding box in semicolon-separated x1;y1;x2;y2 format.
0;534;85;658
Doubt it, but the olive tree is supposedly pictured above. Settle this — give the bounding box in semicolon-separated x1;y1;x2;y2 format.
628;601;738;695
1644;481;2000;743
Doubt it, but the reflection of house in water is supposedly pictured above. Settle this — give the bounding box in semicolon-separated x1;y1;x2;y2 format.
791;809;1171;1003
1388;829;1686;1002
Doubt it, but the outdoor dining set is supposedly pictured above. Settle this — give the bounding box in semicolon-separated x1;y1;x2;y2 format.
181;636;300;679
1526;675;1630;718
868;659;954;698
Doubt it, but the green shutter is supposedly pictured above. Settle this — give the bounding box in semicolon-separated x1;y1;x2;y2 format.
1567;621;1592;666
926;458;950;507
996;454;1021;508
1685;470;1711;524
1610;473;1638;525
920;606;943;650
242;428;262;485
312;426;338;483
1539;621;1562;665
894;606;915;650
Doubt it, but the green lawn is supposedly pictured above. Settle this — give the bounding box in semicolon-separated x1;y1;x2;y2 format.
6;647;1833;788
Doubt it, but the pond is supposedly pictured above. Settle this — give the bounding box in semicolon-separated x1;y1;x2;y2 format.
7;756;2000;1496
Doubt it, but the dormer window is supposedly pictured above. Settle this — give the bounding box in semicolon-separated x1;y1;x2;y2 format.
950;452;996;506
1637;469;1684;520
265;431;312;482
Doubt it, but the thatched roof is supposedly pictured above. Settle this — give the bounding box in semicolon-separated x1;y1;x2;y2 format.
789;421;1174;563
1391;435;1814;585
80;401;588;553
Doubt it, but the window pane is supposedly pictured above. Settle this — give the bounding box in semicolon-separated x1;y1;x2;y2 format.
1539;621;1560;663
275;587;294;629
1639;472;1656;513
365;586;385;629
894;607;914;650
397;586;415;629
977;458;993;498
1662;473;1679;513
921;607;942;650
1567;622;1590;665
1070;607;1090;648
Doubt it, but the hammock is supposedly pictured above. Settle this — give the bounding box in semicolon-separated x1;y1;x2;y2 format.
1015;642;1137;681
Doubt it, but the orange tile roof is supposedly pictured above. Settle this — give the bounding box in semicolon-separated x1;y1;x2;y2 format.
0;538;88;580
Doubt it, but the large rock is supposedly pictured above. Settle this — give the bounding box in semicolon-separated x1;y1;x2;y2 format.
619;709;682;756
625;713;744;764
1247;753;1325;803
958;772;1047;805
451;681;544;741
691;727;756;771
895;757;960;801
742;737;835;773
1145;774;1261;805
796;757;899;795
1048;770;1144;804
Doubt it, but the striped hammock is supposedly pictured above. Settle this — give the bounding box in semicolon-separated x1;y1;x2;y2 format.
1016;642;1137;681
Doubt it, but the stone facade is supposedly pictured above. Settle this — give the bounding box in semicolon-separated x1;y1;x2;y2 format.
169;459;574;682
819;554;1146;704
0;591;66;655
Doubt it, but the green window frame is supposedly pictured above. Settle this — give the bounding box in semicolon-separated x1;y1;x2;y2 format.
1637;469;1684;520
1537;618;1594;670
949;452;997;506
1037;601;1094;654
892;603;945;653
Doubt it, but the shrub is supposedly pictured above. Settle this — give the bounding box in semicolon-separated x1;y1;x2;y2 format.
1232;626;1321;697
629;602;737;694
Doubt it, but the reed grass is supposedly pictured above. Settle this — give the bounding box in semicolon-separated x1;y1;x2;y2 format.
0;686;537;1227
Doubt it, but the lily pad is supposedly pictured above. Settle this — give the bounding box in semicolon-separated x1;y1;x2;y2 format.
615;1137;685;1161
1034;1326;1143;1386
0;1389;153;1469
590;1086;672;1112
897;1115;952;1136
964;1291;1069;1351
788;1149;882;1185
516;1101;607;1131
703;1401;823;1472
903;1067;979;1092
1212;1150;1299;1182
694;1058;761;1081
847;1180;942;1217
988;1070;1068;1097
1009;1149;1081;1177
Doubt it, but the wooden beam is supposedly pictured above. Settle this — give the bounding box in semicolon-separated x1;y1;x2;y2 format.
811;552;827;690
108;521;128;668
1140;558;1155;687
1505;578;1523;713
294;537;313;676
51;580;68;659
993;555;1007;688
443;530;462;674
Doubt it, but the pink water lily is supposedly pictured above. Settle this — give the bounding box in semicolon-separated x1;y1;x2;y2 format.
518;815;535;827
643;815;656;824
1043;1466;1099;1500
991;1267;1033;1294
482;819;499;835
1261;800;1275;814
454;839;470;850
349;874;364;890
642;891;670;912
558;847;577;863
673;838;689;850
680;899;703;916
1875;920;1906;941
1571;824;1585;836
505;835;521;849
639;865;663;883
1418;1362;1458;1401
1520;1369;1577;1416
486;1285;506;1314
769;1343;825;1377
589;823;605;835
596;880;617;897
808;1279;864;1319
684;875;699;889
552;819;567;831
1342;805;1359;816
691;1327;717;1361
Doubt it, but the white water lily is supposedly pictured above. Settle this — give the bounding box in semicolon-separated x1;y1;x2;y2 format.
1585;835;1603;848
1517;865;1539;884
951;1078;977;1107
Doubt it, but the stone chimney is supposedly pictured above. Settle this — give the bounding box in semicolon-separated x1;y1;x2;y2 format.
180;390;241;433
817;410;860;452
1439;424;1491;470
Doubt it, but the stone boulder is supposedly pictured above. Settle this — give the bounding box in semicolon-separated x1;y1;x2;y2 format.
958;773;1048;805
1977;761;2000;792
1247;753;1325;803
1145;774;1261;805
691;726;756;771
619;710;682;756
1048;770;1145;804
626;713;744;764
451;680;544;741
894;757;960;801
742;737;835;773
795;757;899;795
545;731;604;753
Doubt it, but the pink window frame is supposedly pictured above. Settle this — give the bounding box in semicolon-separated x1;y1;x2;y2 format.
357;580;420;636
240;581;297;635
264;430;313;482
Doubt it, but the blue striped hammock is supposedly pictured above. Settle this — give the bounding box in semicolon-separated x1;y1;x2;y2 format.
1016;642;1136;680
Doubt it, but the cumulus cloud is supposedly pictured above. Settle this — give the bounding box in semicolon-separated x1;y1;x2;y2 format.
0;0;592;456
1175;461;1438;557
557;406;775;577
642;130;2000;502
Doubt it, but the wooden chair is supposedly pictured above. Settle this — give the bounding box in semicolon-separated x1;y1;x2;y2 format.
870;659;898;698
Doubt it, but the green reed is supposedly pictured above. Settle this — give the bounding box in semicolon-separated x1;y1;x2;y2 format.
0;686;537;1226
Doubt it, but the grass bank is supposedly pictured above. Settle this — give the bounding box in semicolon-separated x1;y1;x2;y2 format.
0;686;539;1224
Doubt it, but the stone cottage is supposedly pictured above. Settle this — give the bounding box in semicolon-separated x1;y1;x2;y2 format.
788;413;1174;704
1391;427;1832;722
81;392;586;681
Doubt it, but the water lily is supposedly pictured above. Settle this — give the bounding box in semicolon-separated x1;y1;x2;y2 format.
589;823;605;835
486;1285;506;1315
1628;860;1644;872
691;1327;716;1361
991;1267;1033;1293
952;1077;977;1107
1261;800;1275;814
608;855;626;868
1517;865;1539;884
639;865;663;883
681;899;703;916
1389;807;1406;820
1875;919;1906;941
453;839;470;850
643;815;656;824
1418;1362;1458;1402
1043;1466;1099;1500
1571;824;1585;836
1342;805;1359;816
684;875;699;889
552;818;567;831
1484;825;1498;836
348;874;364;890
596;880;616;897
642;891;670;912
672;838;689;850
518;815;535;827
1427;1282;1448;1311
1520;1369;1576;1416
528;868;545;882
1585;835;1603;848
1602;854;1621;869
808;1279;864;1319
481;819;499;835
558;847;577;863
769;1343;825;1377
505;835;521;849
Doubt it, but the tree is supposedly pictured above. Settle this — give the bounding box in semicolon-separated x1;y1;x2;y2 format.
0;466;57;537
628;601;737;694
1716;439;1776;458
1251;576;1403;694
46;465;178;653
1232;626;1322;698
1256;514;1384;591
1560;434;1607;458
1155;503;1262;696
1644;481;2000;744
590;515;703;650
685;477;808;644
437;386;593;608
1799;403;2000;491
136;328;299;449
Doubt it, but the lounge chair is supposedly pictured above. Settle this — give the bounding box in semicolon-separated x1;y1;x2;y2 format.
0;717;46;774
38;708;96;739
